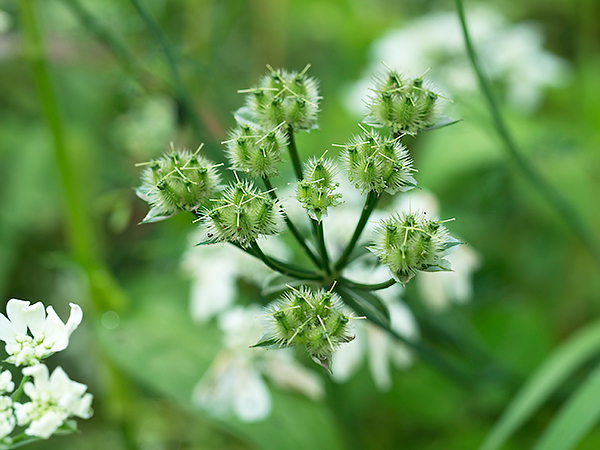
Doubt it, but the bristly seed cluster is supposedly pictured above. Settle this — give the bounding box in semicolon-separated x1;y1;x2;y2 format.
366;69;441;135
136;147;221;223
296;156;343;221
340;128;416;194
258;286;354;371
201;179;283;247
369;211;461;284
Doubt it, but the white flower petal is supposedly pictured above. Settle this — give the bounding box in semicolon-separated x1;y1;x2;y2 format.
265;353;325;401
232;367;271;423
22;303;46;338
6;299;30;335
0;312;16;344
26;410;67;439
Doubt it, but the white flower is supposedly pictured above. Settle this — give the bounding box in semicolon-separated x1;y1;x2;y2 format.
0;299;83;366
182;236;290;323
344;6;570;115
0;394;15;440
193;305;324;422
14;364;93;439
0;370;14;394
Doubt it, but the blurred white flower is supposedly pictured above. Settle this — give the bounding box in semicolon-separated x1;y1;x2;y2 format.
0;299;83;366
14;364;93;439
193;305;325;422
0;369;15;440
345;6;570;115
182;237;290;323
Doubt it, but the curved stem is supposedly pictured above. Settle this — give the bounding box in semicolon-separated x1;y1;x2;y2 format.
455;0;600;268
246;242;323;281
287;129;304;181
11;375;29;402
129;0;205;143
261;176;321;268
314;220;331;275
340;277;396;291
334;191;380;271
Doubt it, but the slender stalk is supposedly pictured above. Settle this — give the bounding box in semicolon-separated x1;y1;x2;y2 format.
313;219;331;275
247;242;323;280
455;0;600;268
340;277;396;291
129;0;205;141
334;191;380;271
287;129;304;181
59;0;164;90
336;286;473;387
261;176;321;268
19;0;126;312
10;375;29;402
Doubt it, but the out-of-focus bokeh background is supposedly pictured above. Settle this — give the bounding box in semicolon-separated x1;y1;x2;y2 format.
2;0;600;448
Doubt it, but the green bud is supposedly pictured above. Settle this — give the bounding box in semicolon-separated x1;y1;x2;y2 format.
340;128;416;194
296;156;343;221
225;122;288;178
369;211;461;284
136;146;221;223
201;179;283;247
258;287;354;371
243;65;320;131
366;69;441;135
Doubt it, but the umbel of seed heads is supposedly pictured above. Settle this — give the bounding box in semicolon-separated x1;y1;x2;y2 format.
366;69;441;135
135;146;222;223
242;64;321;131
369;211;461;284
339;126;416;195
201;178;283;247
296;156;343;221
258;286;355;371
224;122;288;178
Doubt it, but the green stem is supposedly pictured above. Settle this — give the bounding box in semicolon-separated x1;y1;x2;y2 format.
313;219;331;275
19;0;126;312
287;129;304;181
128;0;205;142
455;0;600;268
340;277;396;291
10;375;29;402
336;286;473;387
261;176;321;268
246;242;323;280
334;191;380;271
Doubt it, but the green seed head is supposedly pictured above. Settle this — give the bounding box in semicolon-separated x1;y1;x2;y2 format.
244;65;320;131
296;157;343;221
366;69;442;135
369;211;460;284
136;147;221;223
201;179;283;246
262;287;354;370
340;128;416;194
225;123;288;178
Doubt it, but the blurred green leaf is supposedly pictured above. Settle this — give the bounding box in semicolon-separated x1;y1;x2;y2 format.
479;319;600;450
531;363;600;450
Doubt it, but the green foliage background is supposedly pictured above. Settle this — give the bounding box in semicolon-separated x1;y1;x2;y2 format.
2;0;600;448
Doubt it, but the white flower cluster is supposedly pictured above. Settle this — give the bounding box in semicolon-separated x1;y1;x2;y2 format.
0;298;92;445
345;6;570;115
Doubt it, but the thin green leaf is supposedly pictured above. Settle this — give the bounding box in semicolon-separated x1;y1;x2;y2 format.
532;362;600;450
422;116;462;132
479;319;600;450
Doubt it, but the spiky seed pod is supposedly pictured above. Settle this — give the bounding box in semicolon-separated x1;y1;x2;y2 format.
296;157;343;221
225;123;288;178
201;179;283;247
136;148;221;223
244;65;320;131
366;69;441;135
340;128;416;194
369;211;461;284
259;287;354;370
